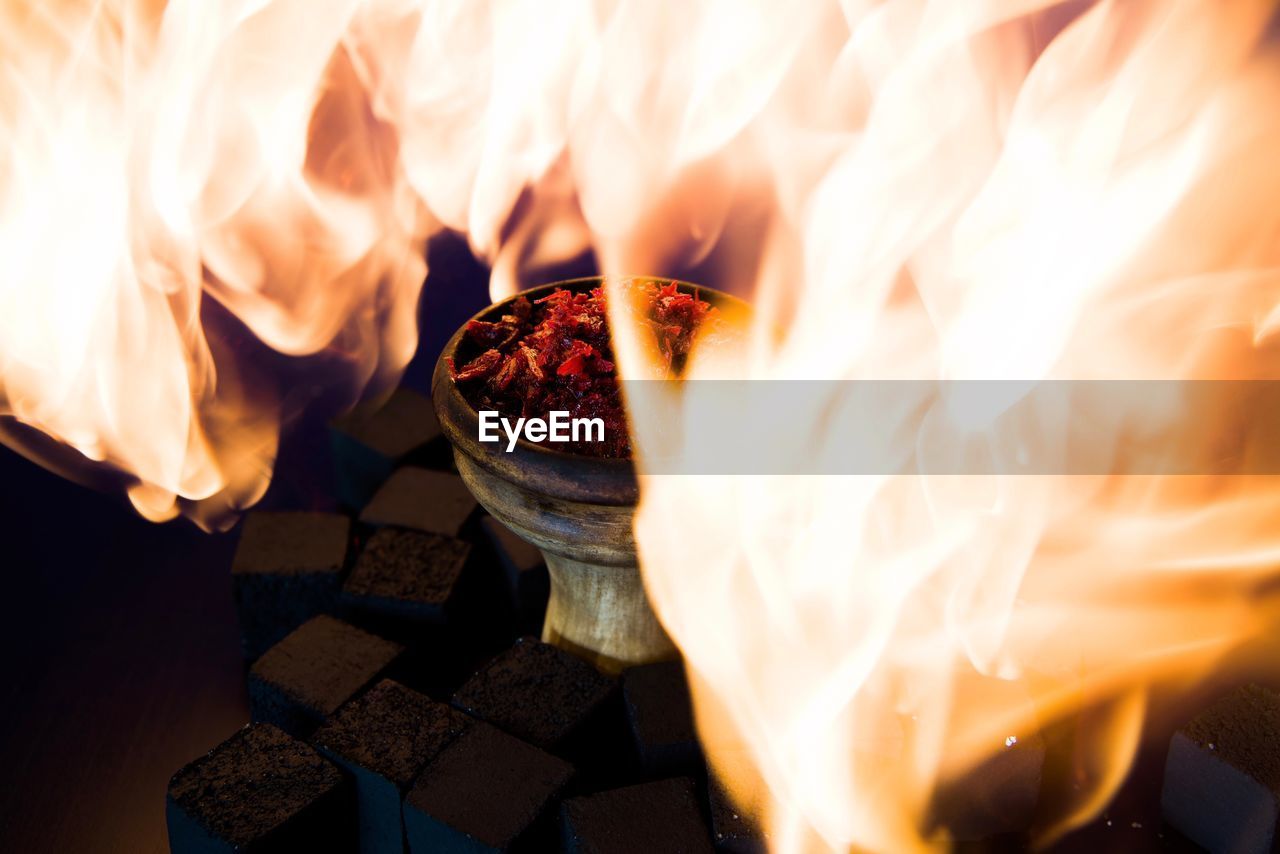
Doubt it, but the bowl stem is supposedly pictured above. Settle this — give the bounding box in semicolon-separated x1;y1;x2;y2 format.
541;552;676;674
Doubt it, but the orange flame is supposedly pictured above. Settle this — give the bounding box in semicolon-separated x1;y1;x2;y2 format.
5;1;1280;849
0;0;430;526
608;1;1280;850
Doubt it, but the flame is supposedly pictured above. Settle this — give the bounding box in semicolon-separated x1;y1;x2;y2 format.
6;0;1280;849
607;1;1280;850
0;0;430;526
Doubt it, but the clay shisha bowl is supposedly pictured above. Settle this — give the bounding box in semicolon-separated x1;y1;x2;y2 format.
432;276;745;673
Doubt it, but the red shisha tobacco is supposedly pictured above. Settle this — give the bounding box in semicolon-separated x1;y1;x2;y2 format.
449;281;717;458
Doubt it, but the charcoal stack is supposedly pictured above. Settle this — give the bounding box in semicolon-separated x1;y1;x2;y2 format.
166;388;729;853
165;384;1280;850
170;383;1249;853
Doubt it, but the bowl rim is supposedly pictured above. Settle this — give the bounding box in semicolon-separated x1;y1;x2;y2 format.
431;275;746;506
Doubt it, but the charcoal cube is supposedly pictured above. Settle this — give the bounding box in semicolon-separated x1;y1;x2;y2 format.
313;680;471;854
927;675;1045;841
249;615;404;737
404;721;574;853
480;516;547;606
360;468;477;537
167;723;352;853
452;637;616;750
707;774;766;854
622;660;699;774
931;731;1045;841
561;777;713;854
1161;683;1280;853
231;511;351;659
331;389;444;509
342;528;471;624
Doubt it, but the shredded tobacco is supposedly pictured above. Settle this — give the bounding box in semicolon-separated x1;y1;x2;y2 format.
449;281;717;457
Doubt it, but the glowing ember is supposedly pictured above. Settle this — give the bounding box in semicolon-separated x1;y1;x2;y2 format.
4;1;1280;851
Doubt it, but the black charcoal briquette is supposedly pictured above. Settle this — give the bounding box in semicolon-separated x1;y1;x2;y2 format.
330;389;444;509
312;680;470;854
342;527;471;624
452;636;616;751
167;723;352;853
404;722;574;853
231;511;350;660
1161;683;1280;854
561;777;713;854
249;615;403;738
360;468;477;538
622;660;699;775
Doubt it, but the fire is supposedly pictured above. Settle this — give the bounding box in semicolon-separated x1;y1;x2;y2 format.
614;1;1280;851
5;0;1280;849
0;0;430;526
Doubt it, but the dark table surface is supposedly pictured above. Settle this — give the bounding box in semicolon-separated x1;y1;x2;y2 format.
0;448;246;853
